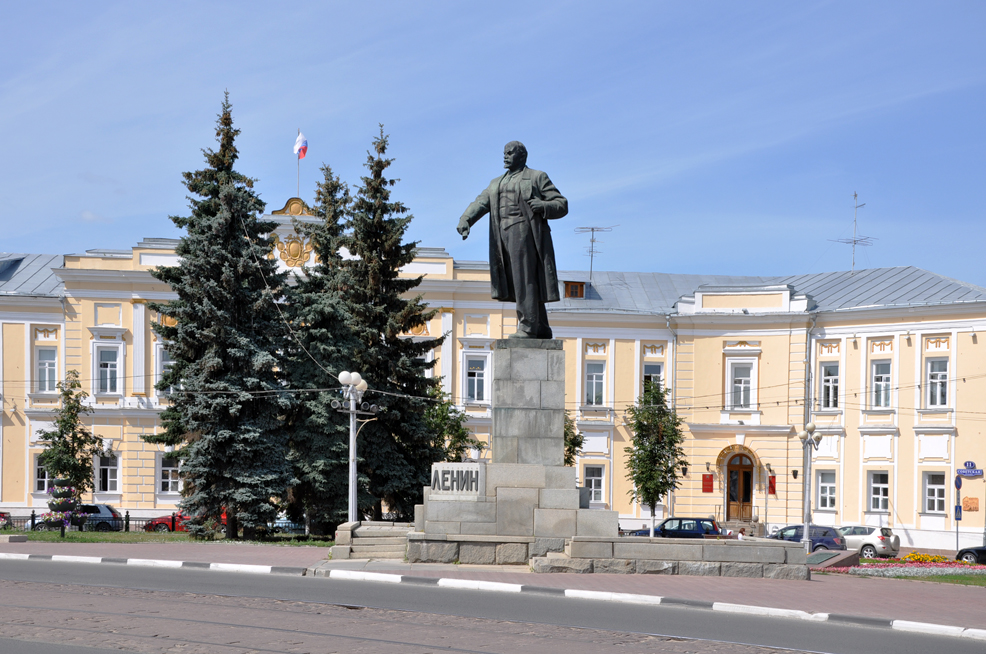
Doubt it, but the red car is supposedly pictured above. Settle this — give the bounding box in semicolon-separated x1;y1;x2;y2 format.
143;510;227;533
144;512;191;532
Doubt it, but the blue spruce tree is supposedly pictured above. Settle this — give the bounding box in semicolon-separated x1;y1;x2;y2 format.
283;164;360;533
144;93;292;538
336;127;444;519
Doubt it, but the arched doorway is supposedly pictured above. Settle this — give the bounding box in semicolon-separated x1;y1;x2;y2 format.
727;453;754;521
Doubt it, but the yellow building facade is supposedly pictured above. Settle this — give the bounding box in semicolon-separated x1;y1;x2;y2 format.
2;201;985;550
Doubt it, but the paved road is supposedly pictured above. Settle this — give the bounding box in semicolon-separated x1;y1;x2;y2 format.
1;559;983;654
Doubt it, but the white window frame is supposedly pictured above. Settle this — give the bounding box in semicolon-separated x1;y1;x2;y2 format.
36;347;58;393
923;472;946;513
725;357;758;410
869;471;889;512
34;455;50;493
155;342;176;399
93;343;125;396
926;358;948;408
159;455;181;494
463;354;489;404
642;362;664;392
820;362;839;409
96;454;120;493
871;361;892;409
584;361;606;406
584;465;605;502
817;470;836;509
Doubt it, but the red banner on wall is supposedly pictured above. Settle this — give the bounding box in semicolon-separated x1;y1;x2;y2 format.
768;475;777;495
702;474;714;493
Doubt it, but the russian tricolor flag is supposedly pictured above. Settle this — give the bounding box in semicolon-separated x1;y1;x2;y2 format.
294;132;308;159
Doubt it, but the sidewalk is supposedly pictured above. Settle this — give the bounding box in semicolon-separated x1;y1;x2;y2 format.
2;540;985;632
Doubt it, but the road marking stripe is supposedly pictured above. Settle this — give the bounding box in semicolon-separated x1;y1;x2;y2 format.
565;589;613;601
611;592;662;605
892;620;966;637
328;569;403;583
51;555;102;564
127;558;183;568
436;578;522;592
963;628;986;641
713;602;813;621
210;563;273;574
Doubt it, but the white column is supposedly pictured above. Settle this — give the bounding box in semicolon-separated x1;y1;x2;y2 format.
132;302;146;395
440;311;453;396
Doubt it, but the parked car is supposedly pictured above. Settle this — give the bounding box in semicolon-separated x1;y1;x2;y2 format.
144;512;191;532
956;546;986;564
837;525;900;558
625;517;722;538
770;524;846;551
33;504;122;531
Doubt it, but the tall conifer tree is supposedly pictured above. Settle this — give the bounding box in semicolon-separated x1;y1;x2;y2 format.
144;93;292;538
284;164;359;532
336;127;444;518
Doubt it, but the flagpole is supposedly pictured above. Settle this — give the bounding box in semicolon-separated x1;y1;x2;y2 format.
297;128;300;198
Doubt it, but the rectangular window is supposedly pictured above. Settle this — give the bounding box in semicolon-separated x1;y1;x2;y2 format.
466;357;486;402
160;457;180;493
927;359;948;407
869;471;889;511
585;362;605;406
37;348;57;392
564;281;585;298
925;472;946;513
35;458;50;493
159;347;175;396
872;362;891;408
584;465;604;502
731;364;752;409
817;471;836;509
98;455;118;492
821;363;839;409
643;363;663;391
98;349;118;394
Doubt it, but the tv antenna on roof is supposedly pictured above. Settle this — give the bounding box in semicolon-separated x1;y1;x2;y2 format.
829;192;875;275
574;225;617;286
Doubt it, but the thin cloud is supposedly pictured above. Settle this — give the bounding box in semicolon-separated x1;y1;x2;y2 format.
80;211;111;224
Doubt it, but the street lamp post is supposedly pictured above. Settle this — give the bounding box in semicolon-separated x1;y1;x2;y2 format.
334;371;373;524
799;422;821;553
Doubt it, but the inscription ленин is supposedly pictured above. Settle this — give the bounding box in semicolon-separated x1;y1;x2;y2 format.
432;469;480;492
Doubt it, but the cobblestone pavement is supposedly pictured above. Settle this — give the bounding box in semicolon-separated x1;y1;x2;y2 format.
0;578;800;654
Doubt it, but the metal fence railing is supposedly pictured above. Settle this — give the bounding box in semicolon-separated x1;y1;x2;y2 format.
1;512;180;533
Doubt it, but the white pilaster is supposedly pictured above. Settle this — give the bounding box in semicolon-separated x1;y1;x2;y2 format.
132;302;146;395
440;311;453;396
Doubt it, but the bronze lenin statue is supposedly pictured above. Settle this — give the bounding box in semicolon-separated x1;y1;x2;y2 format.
457;142;568;339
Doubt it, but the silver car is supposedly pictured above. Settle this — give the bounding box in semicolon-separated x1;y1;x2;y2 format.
838;525;900;558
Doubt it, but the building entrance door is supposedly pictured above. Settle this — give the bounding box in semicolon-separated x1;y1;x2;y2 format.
727;454;754;521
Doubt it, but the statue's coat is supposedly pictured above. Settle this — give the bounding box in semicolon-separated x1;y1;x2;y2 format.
458;166;567;304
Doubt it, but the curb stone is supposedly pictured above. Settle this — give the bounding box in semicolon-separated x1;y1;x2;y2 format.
0;552;307;576
318;568;986;641
4;552;983;641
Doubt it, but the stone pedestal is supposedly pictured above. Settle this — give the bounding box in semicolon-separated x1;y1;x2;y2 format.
412;340;619;562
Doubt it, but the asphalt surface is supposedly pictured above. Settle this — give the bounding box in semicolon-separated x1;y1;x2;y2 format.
1;559;983;654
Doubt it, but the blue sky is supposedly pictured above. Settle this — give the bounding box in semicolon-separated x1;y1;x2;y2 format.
2;2;984;285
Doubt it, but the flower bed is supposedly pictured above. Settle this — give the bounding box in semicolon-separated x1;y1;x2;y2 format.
825;551;986;578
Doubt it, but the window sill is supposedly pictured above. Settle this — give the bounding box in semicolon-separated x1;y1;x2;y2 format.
813;409;842;415
917;408;952;415
863;510;890;515
27;392;58;400
918;511;947;517
462;400;490;407
861;409;895;416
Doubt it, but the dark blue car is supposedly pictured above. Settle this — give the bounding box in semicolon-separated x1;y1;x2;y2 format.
770;524;846;551
625;517;721;538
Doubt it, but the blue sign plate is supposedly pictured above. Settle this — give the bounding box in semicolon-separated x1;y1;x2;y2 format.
955;505;962;521
964;461;977;469
957;468;984;477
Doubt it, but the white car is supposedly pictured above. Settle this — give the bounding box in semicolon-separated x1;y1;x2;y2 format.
837;526;900;558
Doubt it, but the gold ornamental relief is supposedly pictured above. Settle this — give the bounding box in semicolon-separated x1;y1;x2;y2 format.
275;235;314;267
271;197;312;216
